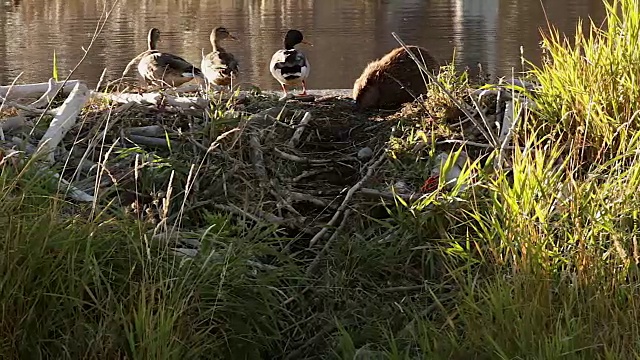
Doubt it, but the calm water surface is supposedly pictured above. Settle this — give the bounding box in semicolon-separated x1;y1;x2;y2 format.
0;0;606;91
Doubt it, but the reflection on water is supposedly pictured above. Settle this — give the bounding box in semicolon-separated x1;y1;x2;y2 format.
0;0;605;90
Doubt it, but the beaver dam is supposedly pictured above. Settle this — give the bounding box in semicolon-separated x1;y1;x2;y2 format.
0;64;535;261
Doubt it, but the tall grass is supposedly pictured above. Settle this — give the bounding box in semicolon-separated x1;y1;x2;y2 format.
530;0;640;162
330;0;640;357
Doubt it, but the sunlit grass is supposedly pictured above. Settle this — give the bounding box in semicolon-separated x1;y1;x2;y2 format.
530;0;640;163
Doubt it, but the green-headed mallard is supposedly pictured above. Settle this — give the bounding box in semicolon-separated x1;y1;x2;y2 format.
201;27;239;88
137;27;204;87
352;45;440;110
269;29;312;96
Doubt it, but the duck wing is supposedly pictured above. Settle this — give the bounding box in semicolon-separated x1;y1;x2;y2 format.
205;51;239;75
272;49;306;70
155;52;203;77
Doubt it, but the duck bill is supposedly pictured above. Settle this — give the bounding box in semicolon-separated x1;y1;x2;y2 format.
301;40;313;46
229;34;239;41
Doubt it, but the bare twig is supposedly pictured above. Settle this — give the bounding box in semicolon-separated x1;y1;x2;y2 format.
309;151;387;247
497;97;523;168
274;147;332;165
127;134;171;148
287;190;330;207
306;208;351;276
127;125;167;137
249;132;268;179
0;96;52;114
291;168;332;183
287;111;312;148
275;147;358;165
275;148;331;165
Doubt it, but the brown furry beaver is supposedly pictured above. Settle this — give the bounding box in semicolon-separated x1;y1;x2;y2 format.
352;45;441;110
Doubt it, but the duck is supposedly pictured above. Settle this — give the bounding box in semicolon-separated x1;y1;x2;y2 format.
269;29;312;97
137;27;204;87
352;45;440;110
201;27;240;88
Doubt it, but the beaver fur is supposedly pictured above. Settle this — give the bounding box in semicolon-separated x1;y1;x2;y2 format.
352;45;440;110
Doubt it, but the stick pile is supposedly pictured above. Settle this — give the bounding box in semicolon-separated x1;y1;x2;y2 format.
0;76;534;261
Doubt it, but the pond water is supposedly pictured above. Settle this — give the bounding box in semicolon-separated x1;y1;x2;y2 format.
0;0;606;91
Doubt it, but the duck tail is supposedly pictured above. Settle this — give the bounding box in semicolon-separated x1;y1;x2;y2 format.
182;66;205;78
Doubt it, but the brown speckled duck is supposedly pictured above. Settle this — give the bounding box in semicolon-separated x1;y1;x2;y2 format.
201;27;240;88
137;28;204;87
352;45;440;110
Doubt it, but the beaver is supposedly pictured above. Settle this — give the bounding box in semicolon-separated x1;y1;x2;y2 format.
352;45;440;110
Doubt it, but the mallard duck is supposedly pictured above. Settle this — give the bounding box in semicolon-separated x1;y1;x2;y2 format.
201;27;239;88
137;27;204;87
352;45;440;110
269;29;312;96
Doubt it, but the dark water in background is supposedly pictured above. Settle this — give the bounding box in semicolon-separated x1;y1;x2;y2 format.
0;0;606;91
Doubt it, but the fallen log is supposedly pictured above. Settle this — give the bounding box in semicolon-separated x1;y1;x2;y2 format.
0;79;82;101
36;82;90;163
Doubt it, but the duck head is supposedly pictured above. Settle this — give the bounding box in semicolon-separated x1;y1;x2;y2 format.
283;29;312;49
147;27;161;50
212;27;238;42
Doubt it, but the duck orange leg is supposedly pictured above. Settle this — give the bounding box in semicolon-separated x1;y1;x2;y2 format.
300;80;308;96
281;83;288;97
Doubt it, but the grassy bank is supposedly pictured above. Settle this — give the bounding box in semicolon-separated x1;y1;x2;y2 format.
3;0;640;358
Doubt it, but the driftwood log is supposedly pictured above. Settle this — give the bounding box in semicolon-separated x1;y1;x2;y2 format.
36;82;90;163
0;79;82;101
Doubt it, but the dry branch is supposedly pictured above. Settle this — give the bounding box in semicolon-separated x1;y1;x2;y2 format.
36;82;90;163
0;80;82;101
127;125;167;137
291;169;332;183
0;97;51;114
91;91;208;109
249;132;268;179
306;208;351;276
309;151;388;247
29;78;71;108
287;190;329;207
274;148;357;165
50;170;94;202
246;106;283;127
274;147;332;165
287;111;312;148
127;134;171;148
